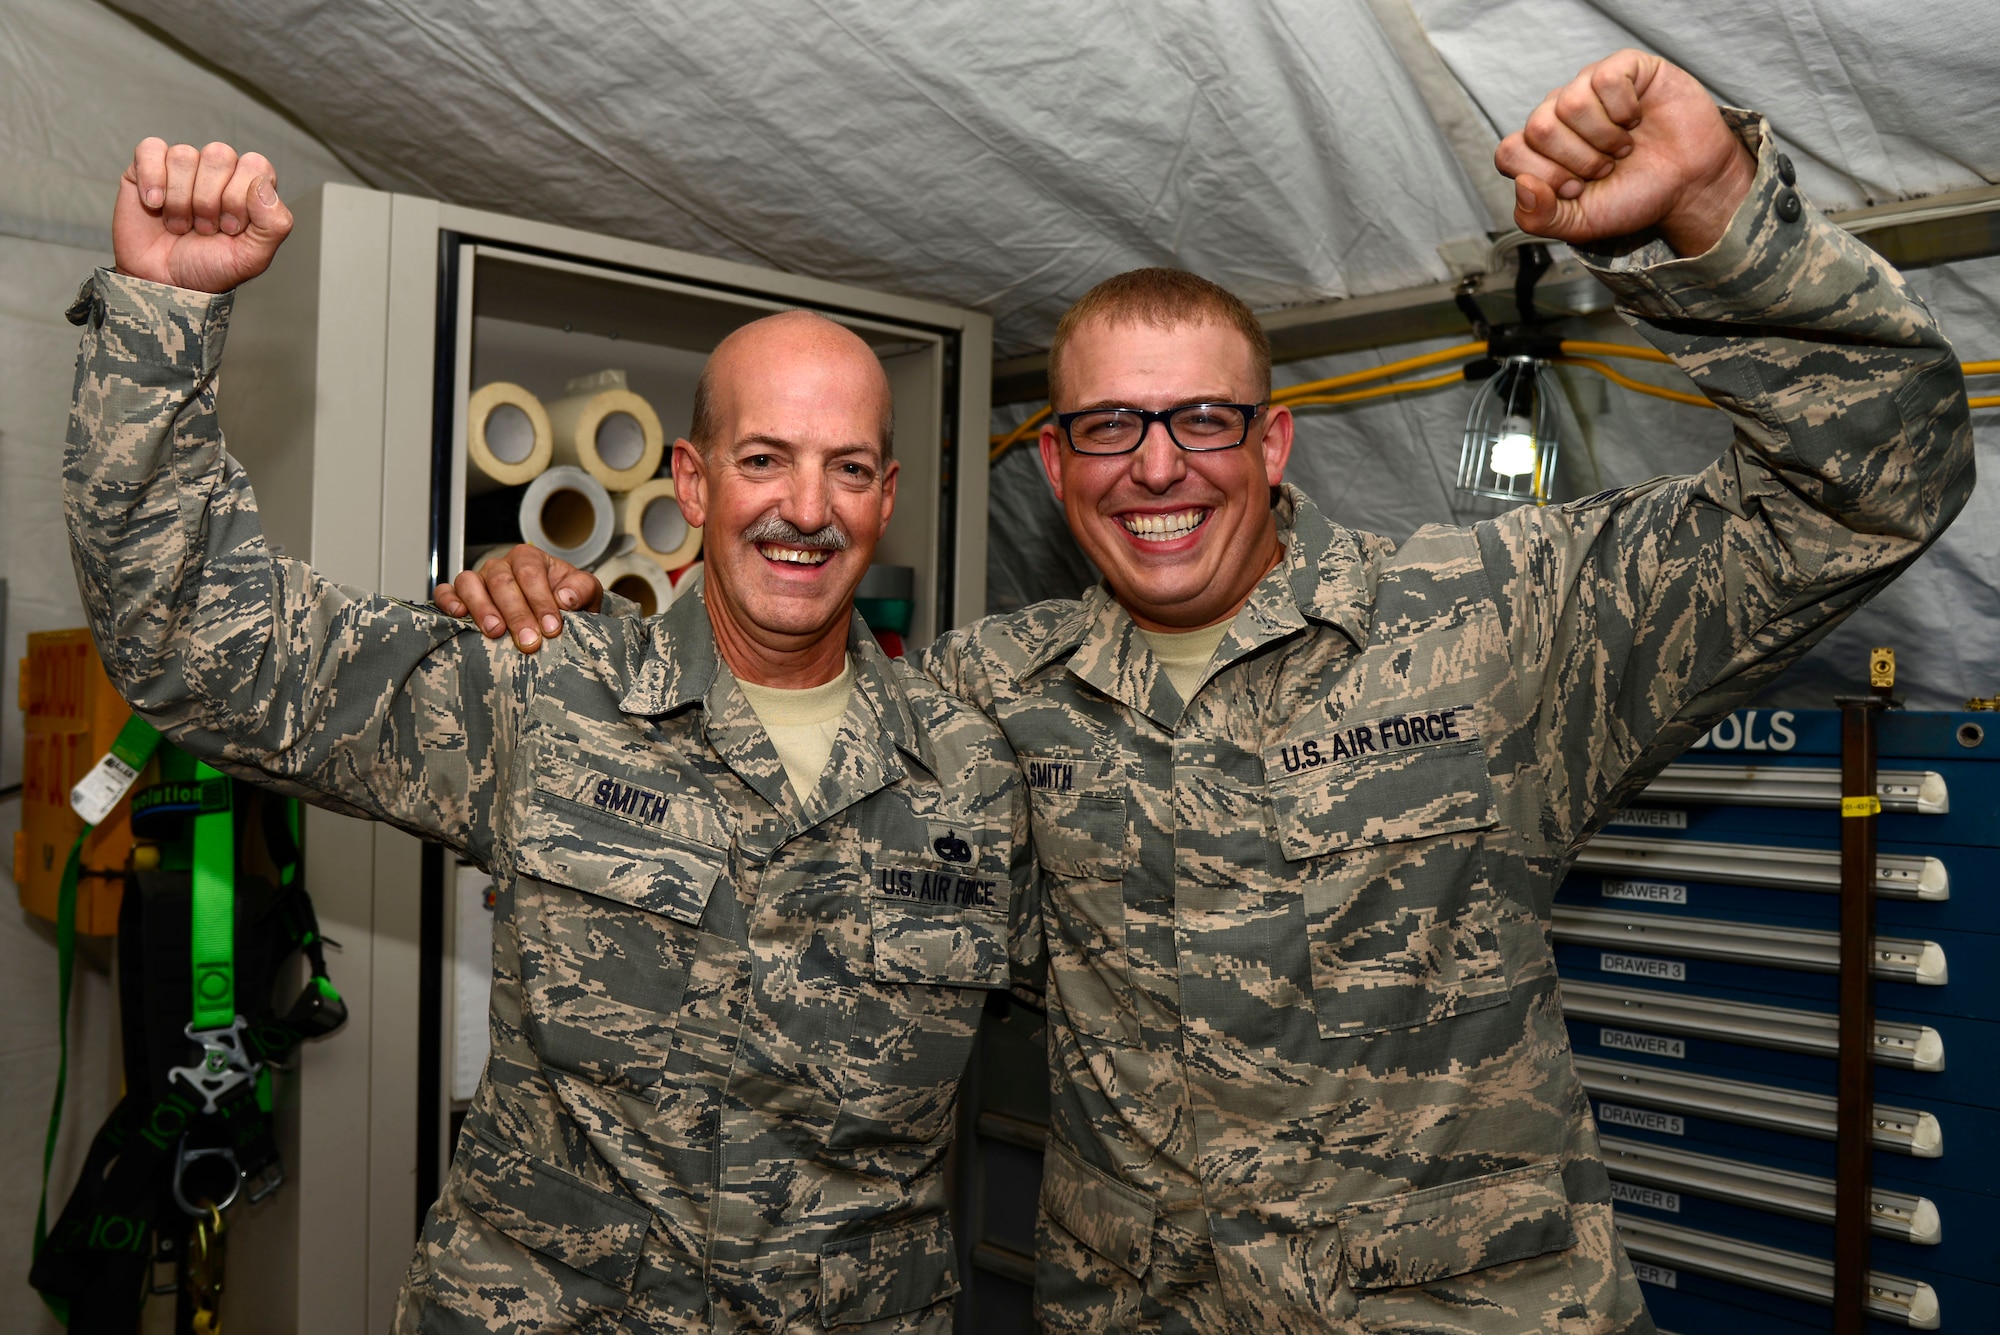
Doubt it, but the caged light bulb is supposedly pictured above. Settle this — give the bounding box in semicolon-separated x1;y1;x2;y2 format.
1488;417;1541;478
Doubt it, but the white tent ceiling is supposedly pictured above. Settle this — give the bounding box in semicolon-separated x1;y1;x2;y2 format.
108;1;1997;356
6;0;1997;710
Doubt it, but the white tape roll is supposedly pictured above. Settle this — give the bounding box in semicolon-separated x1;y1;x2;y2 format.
519;465;616;570
546;370;665;492
593;554;677;618
620;476;704;572
467;382;553;495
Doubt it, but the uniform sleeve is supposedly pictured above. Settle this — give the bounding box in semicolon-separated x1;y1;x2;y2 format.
63;268;514;865
1476;111;1975;858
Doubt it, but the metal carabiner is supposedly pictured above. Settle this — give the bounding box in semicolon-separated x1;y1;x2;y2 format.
168;1016;257;1114
172;1142;242;1218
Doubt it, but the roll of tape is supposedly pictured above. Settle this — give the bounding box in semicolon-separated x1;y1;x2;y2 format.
519;465;616;570
593;554;677;618
466;382;553;495
546;370;665;492
620;476;704;572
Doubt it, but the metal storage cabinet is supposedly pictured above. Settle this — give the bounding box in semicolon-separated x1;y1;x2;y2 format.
1561;706;2000;1333
207;183;993;1334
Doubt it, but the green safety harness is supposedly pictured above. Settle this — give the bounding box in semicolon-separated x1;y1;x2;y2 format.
30;721;348;1332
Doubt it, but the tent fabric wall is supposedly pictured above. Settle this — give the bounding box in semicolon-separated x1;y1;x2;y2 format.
0;3;360;1328
109;0;1499;356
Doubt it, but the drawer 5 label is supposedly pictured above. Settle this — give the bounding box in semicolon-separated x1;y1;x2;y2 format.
1597;1102;1683;1136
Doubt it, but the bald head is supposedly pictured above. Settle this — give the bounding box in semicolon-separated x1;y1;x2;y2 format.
689;310;894;458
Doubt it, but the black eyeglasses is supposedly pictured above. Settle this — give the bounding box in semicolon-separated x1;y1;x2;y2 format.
1056;402;1264;455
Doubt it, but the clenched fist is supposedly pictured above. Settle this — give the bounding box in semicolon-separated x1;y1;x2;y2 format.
1497;51;1756;257
114;138;293;294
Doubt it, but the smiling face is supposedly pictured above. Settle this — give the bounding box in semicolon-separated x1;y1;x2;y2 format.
1039;315;1292;632
673;311;897;684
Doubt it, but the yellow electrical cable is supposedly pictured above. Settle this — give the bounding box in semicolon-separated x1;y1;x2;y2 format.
1554;355;1715;409
991;348;2000;463
1272;341;1486;401
1559;339;1675;365
988;404;1053;463
1284;368;1469;408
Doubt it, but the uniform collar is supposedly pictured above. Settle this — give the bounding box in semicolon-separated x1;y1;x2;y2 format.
1032;485;1381;721
613;589;932;812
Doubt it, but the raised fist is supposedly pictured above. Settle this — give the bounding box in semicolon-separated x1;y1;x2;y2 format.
113;138;294;294
1496;51;1756;257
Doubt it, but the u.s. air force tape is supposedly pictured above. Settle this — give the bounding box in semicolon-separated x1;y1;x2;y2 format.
1269;703;1478;776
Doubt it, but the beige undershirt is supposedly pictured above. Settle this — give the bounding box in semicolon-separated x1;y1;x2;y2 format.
1140;622;1232;703
736;658;854;800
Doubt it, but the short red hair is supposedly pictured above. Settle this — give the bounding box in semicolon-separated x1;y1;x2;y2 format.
1046;267;1271;407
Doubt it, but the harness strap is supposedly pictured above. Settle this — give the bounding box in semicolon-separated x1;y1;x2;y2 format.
188;765;235;1033
36;716;162;1322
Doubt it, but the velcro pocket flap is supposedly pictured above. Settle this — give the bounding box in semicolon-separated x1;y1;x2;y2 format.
820;1214;961;1326
871;895;1010;988
517;814;725;927
1024;773;1127;880
458;1126;651;1292
1339;1163;1574;1290
1272;738;1496;860
1042;1138;1156;1277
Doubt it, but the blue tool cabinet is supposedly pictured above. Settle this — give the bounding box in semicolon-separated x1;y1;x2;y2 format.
951;706;2000;1332
1560;707;2000;1333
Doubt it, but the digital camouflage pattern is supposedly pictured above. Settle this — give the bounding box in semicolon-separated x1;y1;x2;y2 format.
63;272;1037;1332
919;113;1973;1333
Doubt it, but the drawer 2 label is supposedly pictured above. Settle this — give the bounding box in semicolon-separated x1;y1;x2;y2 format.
1601;879;1687;905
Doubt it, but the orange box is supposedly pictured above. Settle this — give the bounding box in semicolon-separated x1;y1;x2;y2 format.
13;630;137;935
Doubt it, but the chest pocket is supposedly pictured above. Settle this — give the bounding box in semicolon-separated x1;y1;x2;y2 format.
1269;736;1508;1040
513;757;730;1091
1023;757;1135;1047
832;803;1011;1149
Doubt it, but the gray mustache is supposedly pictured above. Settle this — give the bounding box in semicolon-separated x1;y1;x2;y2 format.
743;514;851;551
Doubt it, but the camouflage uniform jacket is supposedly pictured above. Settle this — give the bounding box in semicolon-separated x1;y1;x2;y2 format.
63;270;1036;1333
918;114;1972;1331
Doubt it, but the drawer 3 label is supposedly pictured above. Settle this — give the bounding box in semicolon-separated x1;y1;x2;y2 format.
1600;1028;1685;1060
1600;952;1686;982
1597;1102;1683;1136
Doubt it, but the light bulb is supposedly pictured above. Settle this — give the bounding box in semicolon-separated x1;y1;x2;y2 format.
1488;417;1540;478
